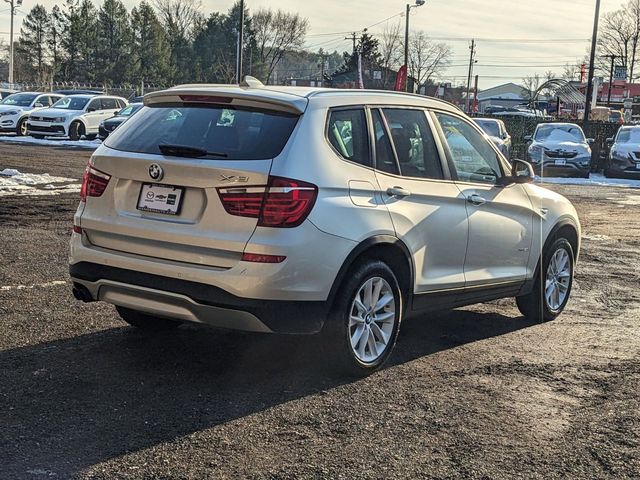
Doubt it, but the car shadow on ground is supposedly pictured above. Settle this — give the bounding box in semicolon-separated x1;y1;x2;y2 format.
0;308;537;477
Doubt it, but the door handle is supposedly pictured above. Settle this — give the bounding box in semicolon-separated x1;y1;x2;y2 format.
386;186;411;198
467;194;487;205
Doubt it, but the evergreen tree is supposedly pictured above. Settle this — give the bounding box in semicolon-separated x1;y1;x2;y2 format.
131;2;171;85
17;4;50;82
48;5;65;81
61;0;97;82
96;0;131;84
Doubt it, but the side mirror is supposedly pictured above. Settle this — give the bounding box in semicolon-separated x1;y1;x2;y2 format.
523;134;532;142
499;159;535;186
587;138;595;145
502;132;509;140
606;137;614;145
87;107;96;113
34;102;44;107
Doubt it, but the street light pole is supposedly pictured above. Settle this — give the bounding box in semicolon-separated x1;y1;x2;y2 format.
4;0;21;85
584;0;601;126
236;0;245;84
403;0;426;92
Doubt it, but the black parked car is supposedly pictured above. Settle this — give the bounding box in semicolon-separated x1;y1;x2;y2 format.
98;103;143;140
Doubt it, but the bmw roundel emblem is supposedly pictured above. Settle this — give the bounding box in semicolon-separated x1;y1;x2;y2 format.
149;163;163;181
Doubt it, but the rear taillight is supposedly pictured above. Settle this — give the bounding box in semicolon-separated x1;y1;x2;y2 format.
80;164;111;201
218;176;317;228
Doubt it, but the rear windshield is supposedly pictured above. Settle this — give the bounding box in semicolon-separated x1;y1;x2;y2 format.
104;105;300;160
475;120;500;137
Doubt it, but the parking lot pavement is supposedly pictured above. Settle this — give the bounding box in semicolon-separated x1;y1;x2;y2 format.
1;144;639;479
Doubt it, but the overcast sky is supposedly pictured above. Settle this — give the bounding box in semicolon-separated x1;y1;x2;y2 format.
0;0;625;88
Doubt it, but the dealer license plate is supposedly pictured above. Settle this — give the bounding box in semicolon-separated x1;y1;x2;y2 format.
554;159;566;166
137;183;184;215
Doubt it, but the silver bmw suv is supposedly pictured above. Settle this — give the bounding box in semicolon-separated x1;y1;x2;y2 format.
69;78;581;375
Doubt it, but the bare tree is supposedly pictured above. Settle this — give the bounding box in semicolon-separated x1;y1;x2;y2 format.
404;31;452;87
152;0;201;40
521;74;541;101
597;0;640;81
252;8;309;83
562;62;582;82
379;21;403;88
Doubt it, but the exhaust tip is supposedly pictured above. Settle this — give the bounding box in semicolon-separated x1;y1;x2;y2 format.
72;283;94;303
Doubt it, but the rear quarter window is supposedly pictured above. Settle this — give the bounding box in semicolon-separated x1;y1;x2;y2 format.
104;105;299;160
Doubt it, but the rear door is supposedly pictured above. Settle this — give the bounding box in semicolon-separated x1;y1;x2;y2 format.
80;101;301;268
83;98;103;130
371;107;469;293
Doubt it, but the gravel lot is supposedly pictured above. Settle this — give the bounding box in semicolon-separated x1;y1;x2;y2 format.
1;142;639;479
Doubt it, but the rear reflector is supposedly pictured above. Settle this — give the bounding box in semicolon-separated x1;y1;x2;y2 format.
80;164;111;201
241;253;286;263
217;176;317;228
72;225;83;234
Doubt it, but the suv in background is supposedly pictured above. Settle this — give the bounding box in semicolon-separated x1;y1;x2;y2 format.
0;92;64;136
27;94;127;140
69;79;581;375
606;126;640;178
98;103;143;140
525;123;593;178
473;117;512;159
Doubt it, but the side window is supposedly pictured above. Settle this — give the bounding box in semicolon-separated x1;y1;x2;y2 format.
118;99;127;109
371;109;399;175
101;98;118;110
34;96;47;107
382;108;443;180
87;99;101;111
435;113;503;185
327;109;371;167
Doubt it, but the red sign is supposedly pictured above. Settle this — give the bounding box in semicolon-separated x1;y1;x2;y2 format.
580;63;586;83
395;65;408;92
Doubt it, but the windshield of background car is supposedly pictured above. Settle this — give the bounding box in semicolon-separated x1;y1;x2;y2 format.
475;120;500;137
52;97;90;110
616;128;640;144
104;104;300;160
1;93;38;107
534;124;585;143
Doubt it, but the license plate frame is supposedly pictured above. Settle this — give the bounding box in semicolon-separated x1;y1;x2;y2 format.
554;159;567;166
136;183;185;215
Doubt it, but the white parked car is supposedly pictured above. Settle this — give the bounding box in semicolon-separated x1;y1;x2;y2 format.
27;94;128;141
69;79;581;375
0;92;64;136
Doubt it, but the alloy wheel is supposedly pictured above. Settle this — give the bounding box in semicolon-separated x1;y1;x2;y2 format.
545;247;571;311
348;276;396;363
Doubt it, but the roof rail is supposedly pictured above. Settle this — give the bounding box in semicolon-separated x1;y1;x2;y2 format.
240;76;265;89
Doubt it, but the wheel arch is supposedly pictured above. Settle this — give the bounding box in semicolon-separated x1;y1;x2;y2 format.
327;235;415;310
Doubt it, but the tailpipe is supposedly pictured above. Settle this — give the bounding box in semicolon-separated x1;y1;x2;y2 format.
72;283;94;303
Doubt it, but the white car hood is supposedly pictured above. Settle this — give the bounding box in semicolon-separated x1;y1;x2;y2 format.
0;105;29;113
532;140;590;154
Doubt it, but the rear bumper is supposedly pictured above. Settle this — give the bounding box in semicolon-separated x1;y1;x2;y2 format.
70;262;329;334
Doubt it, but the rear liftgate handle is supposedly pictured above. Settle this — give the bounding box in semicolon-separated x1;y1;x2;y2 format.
386;186;411;198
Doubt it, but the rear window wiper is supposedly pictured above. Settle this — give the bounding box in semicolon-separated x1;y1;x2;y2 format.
158;144;228;158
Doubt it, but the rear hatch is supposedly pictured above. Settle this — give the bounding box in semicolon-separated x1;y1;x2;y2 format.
79;89;305;269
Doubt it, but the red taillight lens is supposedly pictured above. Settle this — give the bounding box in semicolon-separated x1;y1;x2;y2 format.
217;176;317;228
80;164;111;202
241;253;286;263
72;225;83;234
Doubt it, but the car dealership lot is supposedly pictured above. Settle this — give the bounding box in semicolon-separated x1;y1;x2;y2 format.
1;143;639;479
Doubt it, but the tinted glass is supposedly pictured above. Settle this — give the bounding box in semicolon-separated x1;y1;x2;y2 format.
52;97;91;110
101;98;118;110
616;127;640;144
475;119;500;137
371;109;399;175
436;113;503;184
1;93;38;106
105;105;299;160
383;108;443;180
327;109;370;167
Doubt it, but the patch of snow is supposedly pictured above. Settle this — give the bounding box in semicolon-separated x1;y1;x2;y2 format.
0;134;100;150
535;173;640;189
0;280;67;292
0;168;80;197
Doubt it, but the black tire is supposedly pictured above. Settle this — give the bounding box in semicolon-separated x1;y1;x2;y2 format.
68;121;84;141
85;133;97;140
516;237;574;323
16;117;27;136
323;260;403;376
116;306;182;332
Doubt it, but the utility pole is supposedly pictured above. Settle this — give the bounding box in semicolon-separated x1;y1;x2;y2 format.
345;32;357;54
403;1;426;92
236;0;245;84
465;39;476;113
603;54;617;106
584;0;601;126
473;74;479;114
4;0;21;85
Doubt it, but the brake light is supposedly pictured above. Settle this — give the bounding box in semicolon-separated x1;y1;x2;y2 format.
217;176;317;228
80;164;111;201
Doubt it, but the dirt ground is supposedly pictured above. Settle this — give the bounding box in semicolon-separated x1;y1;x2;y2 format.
0;142;638;479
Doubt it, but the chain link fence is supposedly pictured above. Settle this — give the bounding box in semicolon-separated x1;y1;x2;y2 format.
1;82;169;101
482;116;622;171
